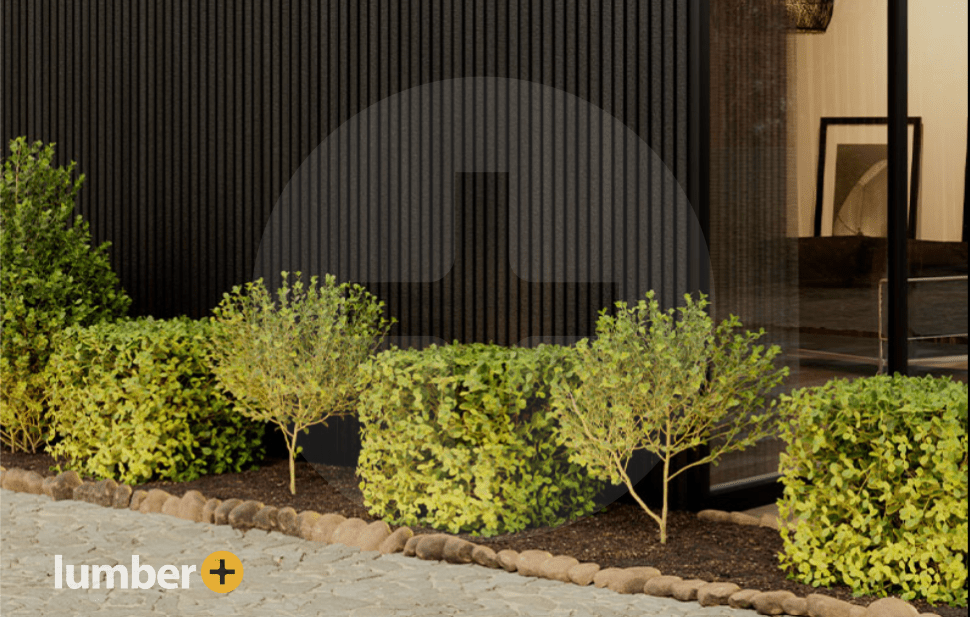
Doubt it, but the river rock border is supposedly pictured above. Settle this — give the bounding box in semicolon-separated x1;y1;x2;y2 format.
0;466;942;617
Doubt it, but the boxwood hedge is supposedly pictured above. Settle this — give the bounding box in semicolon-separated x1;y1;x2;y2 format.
45;316;265;484
777;374;968;607
357;342;603;537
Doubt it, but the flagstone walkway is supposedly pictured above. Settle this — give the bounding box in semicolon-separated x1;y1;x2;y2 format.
1;490;761;617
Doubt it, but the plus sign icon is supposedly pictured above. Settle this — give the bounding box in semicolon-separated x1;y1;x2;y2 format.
251;77;710;534
200;551;244;594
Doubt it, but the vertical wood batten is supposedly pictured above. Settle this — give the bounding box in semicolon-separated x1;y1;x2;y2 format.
3;0;698;327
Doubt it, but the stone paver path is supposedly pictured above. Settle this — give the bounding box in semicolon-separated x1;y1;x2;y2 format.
1;491;761;616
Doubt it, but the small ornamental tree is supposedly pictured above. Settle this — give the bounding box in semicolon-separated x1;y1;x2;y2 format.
550;291;789;544
208;272;393;494
1;138;130;452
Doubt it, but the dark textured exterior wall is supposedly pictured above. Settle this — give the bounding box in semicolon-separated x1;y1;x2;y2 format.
2;1;702;338
6;2;776;503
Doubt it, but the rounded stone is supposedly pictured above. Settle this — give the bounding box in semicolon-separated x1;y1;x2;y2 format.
72;482;93;502
330;518;369;547
672;579;709;602
783;596;809;616
497;550;519;572
129;490;149;511
644;575;684;597
22;470;45;495
759;513;780;530
415;535;451;561
567;563;601;587
470;544;500;569
697;582;741;606
697;509;731;523
296;511;322;540
49;470;82;501
594;568;623;589
866;598;919;617
111;484;133;509
728;589;761;609
177;492;207;522
277;507;299;536
806;593;860;617
751;590;796;615
92;479;119;506
403;534;424;557
611;567;662;594
515;550;554;577
442;538;475;564
537;556;580;582
182;489;206;503
0;468;23;491
380;527;414;555
73;479;97;504
253;505;280;531
213;499;244;525
5;468;45;495
310;513;347;544
201;498;223;524
227;500;264;529
139;489;174;514
161;495;182;516
354;520;392;552
728;511;761;526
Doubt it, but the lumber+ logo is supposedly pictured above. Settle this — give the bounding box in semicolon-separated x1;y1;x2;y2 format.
53;551;243;592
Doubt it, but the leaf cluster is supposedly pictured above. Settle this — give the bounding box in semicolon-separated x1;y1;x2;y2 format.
0;138;131;452
208;272;393;493
549;291;788;540
777;374;968;607
357;342;603;536
44;316;264;484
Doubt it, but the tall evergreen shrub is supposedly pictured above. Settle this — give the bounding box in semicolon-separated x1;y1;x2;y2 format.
0;138;130;452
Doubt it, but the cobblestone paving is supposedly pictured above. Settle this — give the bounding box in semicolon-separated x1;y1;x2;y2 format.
1;491;760;616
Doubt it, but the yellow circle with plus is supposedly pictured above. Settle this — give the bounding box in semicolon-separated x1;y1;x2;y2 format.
200;551;244;593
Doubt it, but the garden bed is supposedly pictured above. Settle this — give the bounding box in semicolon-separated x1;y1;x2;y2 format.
3;446;965;617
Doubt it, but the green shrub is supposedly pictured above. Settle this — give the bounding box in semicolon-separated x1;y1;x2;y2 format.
209;272;393;494
357;342;603;537
1;138;130;452
550;291;788;543
778;374;968;607
45;316;264;484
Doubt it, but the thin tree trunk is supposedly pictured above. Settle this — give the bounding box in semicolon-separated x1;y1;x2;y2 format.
287;430;299;494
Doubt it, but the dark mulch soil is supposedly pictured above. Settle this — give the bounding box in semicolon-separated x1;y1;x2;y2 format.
3;447;966;617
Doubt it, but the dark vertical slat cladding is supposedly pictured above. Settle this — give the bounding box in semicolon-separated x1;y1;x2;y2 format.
0;2;702;321
2;0;709;468
205;0;216;315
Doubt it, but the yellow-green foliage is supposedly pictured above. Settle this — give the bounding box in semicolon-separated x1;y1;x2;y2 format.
45;317;264;484
778;375;968;607
550;291;788;544
1;138;130;452
357;343;603;537
208;272;393;494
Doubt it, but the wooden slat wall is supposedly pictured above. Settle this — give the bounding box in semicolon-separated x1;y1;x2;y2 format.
2;0;698;331
3;1;725;477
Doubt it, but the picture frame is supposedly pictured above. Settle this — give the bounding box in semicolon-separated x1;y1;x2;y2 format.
813;116;922;238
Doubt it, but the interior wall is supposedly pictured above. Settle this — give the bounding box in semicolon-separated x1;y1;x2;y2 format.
791;0;968;240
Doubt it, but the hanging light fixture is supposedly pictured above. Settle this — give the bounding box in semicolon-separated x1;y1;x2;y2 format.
787;0;835;33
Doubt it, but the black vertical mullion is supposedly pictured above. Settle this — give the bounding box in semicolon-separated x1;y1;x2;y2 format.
119;0;130;300
189;0;200;318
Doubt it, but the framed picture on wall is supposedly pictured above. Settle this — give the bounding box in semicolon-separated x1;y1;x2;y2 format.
813;116;923;238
